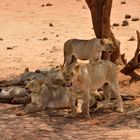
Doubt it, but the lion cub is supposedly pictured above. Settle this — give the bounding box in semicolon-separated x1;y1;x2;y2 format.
24;78;48;113
62;61;123;118
62;38;115;66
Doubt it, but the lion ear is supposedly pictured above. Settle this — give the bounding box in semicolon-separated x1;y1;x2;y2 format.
24;67;29;73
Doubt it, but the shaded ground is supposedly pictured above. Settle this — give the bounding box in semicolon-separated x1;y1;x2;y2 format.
0;0;140;139
0;99;140;140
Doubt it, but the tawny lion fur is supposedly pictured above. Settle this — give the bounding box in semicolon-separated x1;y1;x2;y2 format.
63;38;115;66
62;60;123;118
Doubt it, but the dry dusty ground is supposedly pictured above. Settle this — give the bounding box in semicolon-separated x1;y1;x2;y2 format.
0;0;140;139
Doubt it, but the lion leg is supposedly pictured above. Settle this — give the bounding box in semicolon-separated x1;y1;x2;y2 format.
70;55;77;64
11;96;31;106
65;54;73;66
94;84;111;112
81;92;90;118
102;83;111;108
25;103;45;114
76;99;83;113
68;91;77;117
111;86;123;113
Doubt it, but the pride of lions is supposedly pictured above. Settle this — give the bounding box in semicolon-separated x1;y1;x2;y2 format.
0;38;124;118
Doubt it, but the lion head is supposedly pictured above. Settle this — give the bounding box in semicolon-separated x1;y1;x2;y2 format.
25;78;45;94
100;38;116;53
61;62;80;87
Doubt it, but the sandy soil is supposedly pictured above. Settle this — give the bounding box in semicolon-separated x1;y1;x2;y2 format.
0;0;140;139
0;0;140;79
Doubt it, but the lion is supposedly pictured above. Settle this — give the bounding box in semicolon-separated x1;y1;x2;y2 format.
0;87;28;98
0;87;28;103
62;60;123;118
22;76;72;113
0;67;46;87
24;78;47;113
62;38;115;67
12;75;98;114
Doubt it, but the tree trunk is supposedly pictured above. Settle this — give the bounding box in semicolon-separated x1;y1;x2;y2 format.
85;0;120;63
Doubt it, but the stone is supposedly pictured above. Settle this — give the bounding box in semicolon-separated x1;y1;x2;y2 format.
128;36;135;41
122;20;129;26
49;23;53;27
46;3;53;6
121;1;126;4
125;14;131;19
132;17;140;21
112;23;119;26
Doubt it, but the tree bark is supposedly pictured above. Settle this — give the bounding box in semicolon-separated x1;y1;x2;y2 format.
85;0;120;63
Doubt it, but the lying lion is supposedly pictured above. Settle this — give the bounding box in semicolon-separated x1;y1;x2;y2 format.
62;60;123;118
0;65;100;113
11;76;99;114
21;76;96;113
0;66;62;87
0;87;28;103
62;38;115;66
0;67;46;87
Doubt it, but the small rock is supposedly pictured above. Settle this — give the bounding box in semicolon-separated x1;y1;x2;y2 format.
25;39;29;41
122;20;129;26
41;53;45;55
7;47;13;50
121;1;126;4
56;34;59;37
131;17;139;21
128;36;135;41
39;37;48;41
41;4;45;7
7;46;18;50
46;3;53;6
82;5;86;9
0;37;3;41
49;50;54;53
112;23;119;26
49;23;53;27
43;37;48;41
125;14;131;19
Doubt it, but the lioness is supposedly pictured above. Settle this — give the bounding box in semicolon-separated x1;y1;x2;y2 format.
0;67;46;87
0;87;28;103
0;87;28;99
14;76;97;114
62;38;115;66
24;77;68;113
24;77;71;113
62;60;123;118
